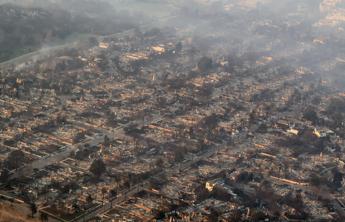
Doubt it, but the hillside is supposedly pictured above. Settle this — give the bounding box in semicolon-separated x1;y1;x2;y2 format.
0;1;136;62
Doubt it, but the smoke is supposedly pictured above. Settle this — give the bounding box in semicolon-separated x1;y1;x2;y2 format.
1;0;344;86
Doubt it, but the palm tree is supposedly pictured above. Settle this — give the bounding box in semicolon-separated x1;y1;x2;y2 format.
101;187;108;204
40;212;48;222
30;202;37;218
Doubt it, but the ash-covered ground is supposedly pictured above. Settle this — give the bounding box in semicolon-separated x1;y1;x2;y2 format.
1;1;345;221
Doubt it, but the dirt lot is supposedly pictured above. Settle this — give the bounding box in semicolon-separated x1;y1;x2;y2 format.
0;202;38;222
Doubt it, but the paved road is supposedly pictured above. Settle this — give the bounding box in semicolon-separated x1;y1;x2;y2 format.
9;114;164;180
8;121;119;180
77;136;345;222
71;142;227;222
9;135;105;179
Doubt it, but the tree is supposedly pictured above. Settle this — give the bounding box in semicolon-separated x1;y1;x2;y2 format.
101;187;107;204
202;114;221;130
327;98;345;114
109;189;117;198
72;202;81;213
198;84;214;100
155;158;164;168
0;168;10;183
174;146;187;162
4;150;25;170
309;173;324;187
332;168;343;189
197;57;213;73
303;107;318;124
88;36;98;46
30;202;37;218
73;131;86;144
103;135;110;147
311;96;321;105
56;115;67;125
89;159;106;178
175;42;182;52
208;207;220;222
40;212;48;222
86;194;93;203
61;181;80;194
326;98;345;127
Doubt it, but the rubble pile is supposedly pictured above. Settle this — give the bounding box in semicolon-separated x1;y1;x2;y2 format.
1;0;345;221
